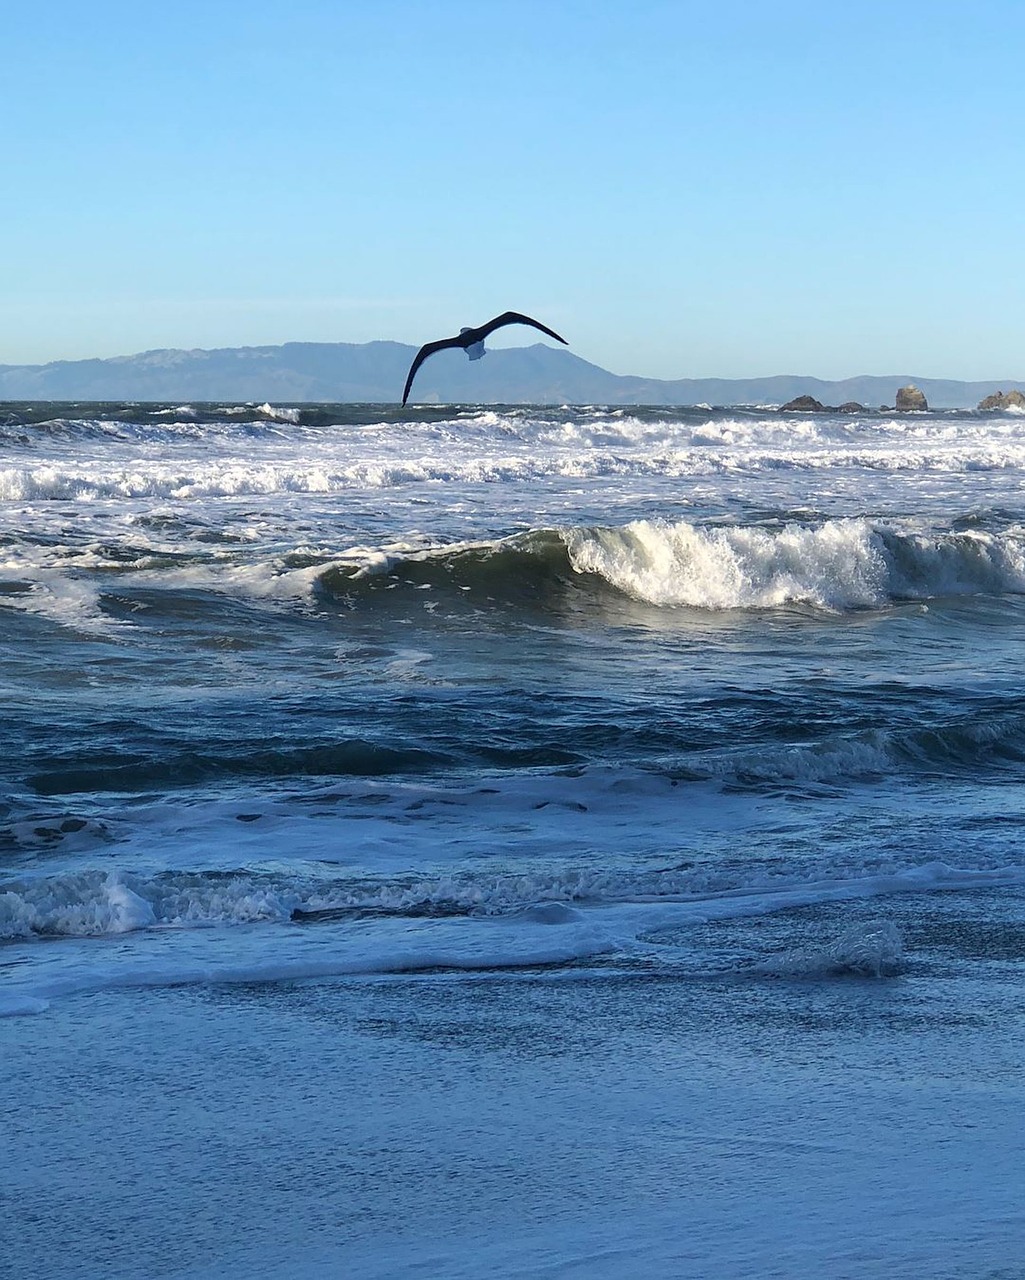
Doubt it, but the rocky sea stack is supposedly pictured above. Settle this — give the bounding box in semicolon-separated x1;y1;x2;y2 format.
780;395;825;412
977;389;1025;411
780;395;866;413
895;384;928;412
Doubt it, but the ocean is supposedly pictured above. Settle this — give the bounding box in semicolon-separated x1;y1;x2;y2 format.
3;399;1025;1278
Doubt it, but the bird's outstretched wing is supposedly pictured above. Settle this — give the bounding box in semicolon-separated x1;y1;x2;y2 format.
400;313;569;405
476;311;568;346
401;337;461;406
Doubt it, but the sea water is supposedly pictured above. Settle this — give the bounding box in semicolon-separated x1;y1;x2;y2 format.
2;401;1024;1276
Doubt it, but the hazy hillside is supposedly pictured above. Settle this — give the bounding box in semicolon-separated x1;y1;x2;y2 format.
1;341;1022;407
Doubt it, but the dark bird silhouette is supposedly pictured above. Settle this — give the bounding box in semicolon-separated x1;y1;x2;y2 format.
401;311;568;406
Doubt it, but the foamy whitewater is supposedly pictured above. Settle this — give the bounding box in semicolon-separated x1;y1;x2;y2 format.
4;400;1025;1277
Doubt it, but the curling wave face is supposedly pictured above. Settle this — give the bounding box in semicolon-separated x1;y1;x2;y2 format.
310;515;1025;620
565;517;1025;609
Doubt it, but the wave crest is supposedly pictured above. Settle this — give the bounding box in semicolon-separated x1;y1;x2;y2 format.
567;518;890;609
569;518;1025;610
324;519;1025;616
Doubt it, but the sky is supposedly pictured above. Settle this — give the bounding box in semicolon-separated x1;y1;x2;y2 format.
2;0;1024;379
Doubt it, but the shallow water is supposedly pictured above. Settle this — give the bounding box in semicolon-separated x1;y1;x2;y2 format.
4;887;1024;1278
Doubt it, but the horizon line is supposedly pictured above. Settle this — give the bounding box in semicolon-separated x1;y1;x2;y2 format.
1;340;1023;386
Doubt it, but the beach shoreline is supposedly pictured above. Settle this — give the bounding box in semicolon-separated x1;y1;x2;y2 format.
5;886;1023;1279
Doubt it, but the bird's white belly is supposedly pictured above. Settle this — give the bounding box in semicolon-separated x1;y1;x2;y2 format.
465;340;486;361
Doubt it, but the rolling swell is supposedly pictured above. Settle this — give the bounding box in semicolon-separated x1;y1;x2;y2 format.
722;710;1025;785
27;739;452;796
22;686;1025;801
317;531;601;611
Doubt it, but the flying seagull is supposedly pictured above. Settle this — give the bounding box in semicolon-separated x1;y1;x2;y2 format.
401;311;568;406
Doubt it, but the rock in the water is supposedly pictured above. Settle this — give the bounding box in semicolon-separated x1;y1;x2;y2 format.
895;384;928;412
780;395;865;414
780;395;826;412
977;389;1025;411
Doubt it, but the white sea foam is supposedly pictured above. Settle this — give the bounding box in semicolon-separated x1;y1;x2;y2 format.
721;731;895;782
8;426;1025;504
0;571;120;635
3;853;1019;945
567;518;889;609
0;462;349;501
0;938;612;1018
152;405;198;419
749;919;904;977
0;870;158;938
565;518;1025;609
1;860;1017;1016
255;403;302;423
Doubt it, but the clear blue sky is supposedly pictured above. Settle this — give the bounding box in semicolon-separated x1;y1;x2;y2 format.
3;0;1024;379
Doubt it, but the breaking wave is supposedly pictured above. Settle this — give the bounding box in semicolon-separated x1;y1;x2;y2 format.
2;858;1017;945
721;712;1025;784
7;444;1025;499
323;518;1025;613
748;920;904;978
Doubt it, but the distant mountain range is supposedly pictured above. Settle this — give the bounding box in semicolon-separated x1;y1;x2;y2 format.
1;341;1022;408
